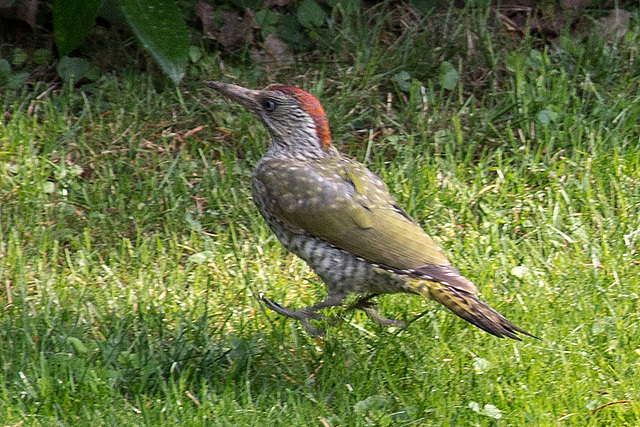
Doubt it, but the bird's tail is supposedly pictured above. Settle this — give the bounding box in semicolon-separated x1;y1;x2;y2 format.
409;279;537;340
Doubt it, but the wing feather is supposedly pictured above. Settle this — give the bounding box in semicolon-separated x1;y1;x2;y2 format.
255;157;476;293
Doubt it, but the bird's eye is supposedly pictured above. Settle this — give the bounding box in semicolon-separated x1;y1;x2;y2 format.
262;99;277;112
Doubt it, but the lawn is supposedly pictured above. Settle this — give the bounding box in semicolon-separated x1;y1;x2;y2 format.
1;9;639;426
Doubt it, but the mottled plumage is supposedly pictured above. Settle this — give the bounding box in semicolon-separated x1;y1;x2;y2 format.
205;81;535;340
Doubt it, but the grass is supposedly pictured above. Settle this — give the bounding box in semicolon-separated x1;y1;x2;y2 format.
1;7;640;426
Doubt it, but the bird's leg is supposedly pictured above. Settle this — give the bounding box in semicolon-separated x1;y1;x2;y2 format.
351;294;406;328
260;293;347;336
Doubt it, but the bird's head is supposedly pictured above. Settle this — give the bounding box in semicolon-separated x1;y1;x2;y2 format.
205;81;335;159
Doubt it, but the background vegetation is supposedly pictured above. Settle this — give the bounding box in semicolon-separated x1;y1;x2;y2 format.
1;1;640;425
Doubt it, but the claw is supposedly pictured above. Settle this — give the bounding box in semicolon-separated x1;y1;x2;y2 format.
260;294;327;336
359;307;406;328
350;294;406;328
260;295;325;320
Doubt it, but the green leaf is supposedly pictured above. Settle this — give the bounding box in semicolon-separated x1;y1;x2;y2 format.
0;59;11;77
468;402;503;420
526;49;546;69
67;337;89;354
297;0;327;28
42;182;56;194
438;61;459;90
510;265;532;279
482;404;503;420
188;46;202;63
326;0;361;15
472;357;490;373
0;59;27;89
12;48;27;66
392;71;412;92
7;72;29;89
57;57;99;84
505;51;526;73
409;0;436;16
586;399;600;411
353;395;390;414
33;49;53;66
57;57;88;83
53;0;101;57
536;109;556;125
117;0;189;84
188;251;214;264
255;9;280;35
276;15;309;50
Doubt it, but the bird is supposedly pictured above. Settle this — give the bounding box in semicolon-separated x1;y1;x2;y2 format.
205;81;535;340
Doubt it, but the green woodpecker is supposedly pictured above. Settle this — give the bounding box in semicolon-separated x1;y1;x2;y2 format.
205;81;535;340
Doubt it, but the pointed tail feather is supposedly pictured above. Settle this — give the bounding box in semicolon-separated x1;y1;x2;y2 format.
413;280;537;340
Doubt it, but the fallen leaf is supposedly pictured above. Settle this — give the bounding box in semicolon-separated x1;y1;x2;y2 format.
599;9;630;40
198;6;256;51
196;1;216;39
0;0;38;27
264;0;295;6
251;33;293;64
560;0;595;9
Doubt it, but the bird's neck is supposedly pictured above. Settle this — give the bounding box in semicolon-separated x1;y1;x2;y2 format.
266;136;340;161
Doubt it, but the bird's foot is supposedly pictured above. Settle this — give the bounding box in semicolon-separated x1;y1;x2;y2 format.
351;295;406;329
260;294;327;337
260;295;325;320
360;307;406;328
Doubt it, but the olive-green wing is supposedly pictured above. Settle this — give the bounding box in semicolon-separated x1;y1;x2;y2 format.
255;157;476;293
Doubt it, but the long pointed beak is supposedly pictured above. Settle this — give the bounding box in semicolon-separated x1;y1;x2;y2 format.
204;81;261;111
